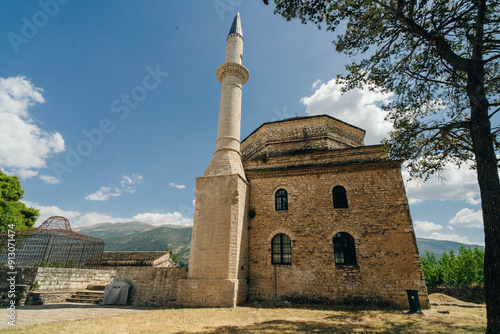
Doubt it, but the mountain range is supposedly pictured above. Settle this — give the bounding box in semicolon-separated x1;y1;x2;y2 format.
74;222;484;263
74;222;192;263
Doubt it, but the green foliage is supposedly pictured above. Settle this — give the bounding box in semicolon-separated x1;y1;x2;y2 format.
165;248;187;267
421;246;484;288
37;260;77;268
266;1;500;176
0;169;39;231
421;251;443;287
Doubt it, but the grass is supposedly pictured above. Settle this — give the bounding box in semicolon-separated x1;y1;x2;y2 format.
1;302;486;334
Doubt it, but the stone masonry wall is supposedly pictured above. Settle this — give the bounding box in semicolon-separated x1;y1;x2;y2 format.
241;116;366;159
0;267;38;306
244;157;429;309
34;267;116;291
114;267;188;306
0;267;116;305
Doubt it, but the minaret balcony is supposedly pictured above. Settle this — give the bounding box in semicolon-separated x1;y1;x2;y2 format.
216;62;249;84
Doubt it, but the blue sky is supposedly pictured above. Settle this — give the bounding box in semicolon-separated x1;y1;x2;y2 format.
0;0;485;245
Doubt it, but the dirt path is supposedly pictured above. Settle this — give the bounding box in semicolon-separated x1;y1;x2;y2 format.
1;302;149;329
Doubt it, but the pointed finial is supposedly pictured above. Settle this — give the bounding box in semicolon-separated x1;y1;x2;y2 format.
228;12;243;38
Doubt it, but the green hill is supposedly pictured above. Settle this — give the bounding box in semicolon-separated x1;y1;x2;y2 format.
416;237;484;257
103;225;192;263
73;221;155;239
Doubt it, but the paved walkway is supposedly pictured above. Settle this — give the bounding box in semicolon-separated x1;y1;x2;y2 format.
1;302;149;329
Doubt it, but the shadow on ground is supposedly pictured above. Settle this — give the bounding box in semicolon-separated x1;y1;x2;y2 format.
171;314;484;334
174;319;484;334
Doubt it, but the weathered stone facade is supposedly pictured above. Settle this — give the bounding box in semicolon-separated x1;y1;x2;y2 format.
240;115;429;308
97;251;175;269
179;13;428;309
115;267;187;306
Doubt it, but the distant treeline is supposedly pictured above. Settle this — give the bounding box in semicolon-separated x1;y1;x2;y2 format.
421;245;484;288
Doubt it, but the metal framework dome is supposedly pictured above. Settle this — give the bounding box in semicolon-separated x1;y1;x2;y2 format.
38;216;72;231
0;216;105;268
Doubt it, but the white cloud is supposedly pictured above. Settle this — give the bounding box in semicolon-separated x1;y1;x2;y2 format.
120;174;143;193
300;78;394;144
132;212;192;226
404;162;480;203
0;76;65;178
85;174;143;201
85;186;121;201
429;232;470;244
408;198;423;205
39;174;61;184
449;208;483;228
311;79;322;89
466;197;481;205
74;212;127;227
26;201;192;228
169;182;186;189
414;220;444;233
23;201;81;226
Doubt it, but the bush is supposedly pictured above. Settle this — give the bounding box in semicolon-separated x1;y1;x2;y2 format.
421;246;484;288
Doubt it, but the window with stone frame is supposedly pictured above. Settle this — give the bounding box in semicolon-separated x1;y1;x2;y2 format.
333;186;348;209
275;189;288;211
333;232;357;265
271;233;292;265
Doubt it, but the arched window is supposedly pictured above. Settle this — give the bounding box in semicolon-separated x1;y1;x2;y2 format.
272;234;292;265
333;186;348;209
333;232;357;265
275;189;288;211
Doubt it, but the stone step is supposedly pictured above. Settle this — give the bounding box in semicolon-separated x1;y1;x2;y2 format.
66;297;102;304
70;294;102;300
26;291;75;305
75;290;104;296
86;284;107;291
66;288;105;304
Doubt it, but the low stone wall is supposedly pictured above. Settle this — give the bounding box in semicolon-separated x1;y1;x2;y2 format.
34;267;116;291
114;267;188;306
25;291;74;305
0;267;189;307
0;267;116;305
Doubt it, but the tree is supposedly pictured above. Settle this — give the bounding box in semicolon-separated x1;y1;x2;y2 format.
421;250;443;287
422;246;485;288
263;0;499;331
0;169;39;231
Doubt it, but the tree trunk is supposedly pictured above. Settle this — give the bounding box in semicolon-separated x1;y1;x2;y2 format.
469;81;500;334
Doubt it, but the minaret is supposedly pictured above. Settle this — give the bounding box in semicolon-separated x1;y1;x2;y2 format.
203;12;249;178
179;13;250;307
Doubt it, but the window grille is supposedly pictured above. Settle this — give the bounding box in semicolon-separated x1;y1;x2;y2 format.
271;233;292;265
275;189;288;211
333;232;357;265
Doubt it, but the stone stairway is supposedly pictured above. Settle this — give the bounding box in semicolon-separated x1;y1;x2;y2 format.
66;283;106;304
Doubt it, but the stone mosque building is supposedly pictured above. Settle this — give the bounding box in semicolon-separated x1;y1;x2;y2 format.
178;13;429;309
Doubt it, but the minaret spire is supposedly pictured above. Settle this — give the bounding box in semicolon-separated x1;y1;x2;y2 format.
203;12;249;177
228;12;243;38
